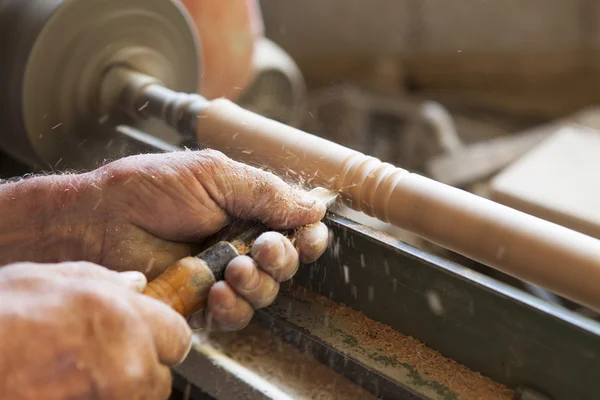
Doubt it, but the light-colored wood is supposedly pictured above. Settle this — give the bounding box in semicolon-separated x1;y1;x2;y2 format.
426;107;600;187
426;129;548;187
491;126;600;241
195;98;600;312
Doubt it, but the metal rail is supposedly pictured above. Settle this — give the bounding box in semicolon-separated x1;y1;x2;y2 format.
93;131;600;399
175;213;600;400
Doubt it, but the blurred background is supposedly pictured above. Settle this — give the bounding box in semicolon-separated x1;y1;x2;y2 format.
217;0;600;318
3;0;597;316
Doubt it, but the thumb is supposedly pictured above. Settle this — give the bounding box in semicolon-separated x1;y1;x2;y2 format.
118;271;148;292
196;150;327;229
2;262;149;292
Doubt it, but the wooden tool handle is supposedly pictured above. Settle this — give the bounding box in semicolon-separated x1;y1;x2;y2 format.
194;98;600;312
143;242;238;317
143;257;215;317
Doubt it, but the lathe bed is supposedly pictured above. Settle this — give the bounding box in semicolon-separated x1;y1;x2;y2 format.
171;213;600;400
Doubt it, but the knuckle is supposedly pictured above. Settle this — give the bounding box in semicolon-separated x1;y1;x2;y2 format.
122;361;153;385
201;148;228;160
276;268;298;283
196;149;229;174
254;283;279;309
223;310;253;331
72;288;110;309
100;360;154;399
100;163;137;187
98;154;156;187
72;287;132;321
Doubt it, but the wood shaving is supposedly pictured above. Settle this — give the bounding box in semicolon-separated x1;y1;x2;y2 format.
231;239;253;255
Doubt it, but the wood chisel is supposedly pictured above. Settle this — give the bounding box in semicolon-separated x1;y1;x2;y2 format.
143;187;339;318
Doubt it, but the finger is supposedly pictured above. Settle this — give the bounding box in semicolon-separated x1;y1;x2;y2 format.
150;364;173;400
129;293;192;366
205;281;254;331
294;222;330;264
0;261;146;291
251;232;299;281
225;256;280;309
52;264;148;292
193;150;327;229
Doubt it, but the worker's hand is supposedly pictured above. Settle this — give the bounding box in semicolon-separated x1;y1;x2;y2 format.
3;150;329;331
0;261;190;400
92;150;329;331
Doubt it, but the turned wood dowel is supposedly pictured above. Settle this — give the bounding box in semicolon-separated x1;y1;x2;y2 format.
109;67;600;312
191;98;600;313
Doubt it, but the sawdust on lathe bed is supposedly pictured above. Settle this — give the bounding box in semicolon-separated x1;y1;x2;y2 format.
303;287;514;400
209;321;376;400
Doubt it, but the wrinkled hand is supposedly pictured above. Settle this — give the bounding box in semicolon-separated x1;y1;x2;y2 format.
0;262;190;400
2;150;330;331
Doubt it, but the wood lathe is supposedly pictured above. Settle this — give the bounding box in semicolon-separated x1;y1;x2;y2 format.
1;1;600;399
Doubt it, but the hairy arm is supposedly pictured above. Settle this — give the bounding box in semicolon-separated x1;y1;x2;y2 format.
0;173;102;265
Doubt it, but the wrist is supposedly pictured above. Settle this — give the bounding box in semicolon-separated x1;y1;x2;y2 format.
0;172;104;265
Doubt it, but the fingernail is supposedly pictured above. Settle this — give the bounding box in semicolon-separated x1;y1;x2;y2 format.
188;312;208;331
119;271;147;292
178;338;193;364
299;194;317;208
188;315;201;330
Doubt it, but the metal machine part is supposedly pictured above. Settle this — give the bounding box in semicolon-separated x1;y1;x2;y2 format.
0;0;200;169
235;37;308;127
173;213;600;400
303;85;442;173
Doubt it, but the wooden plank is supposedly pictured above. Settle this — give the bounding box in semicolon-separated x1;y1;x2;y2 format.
491;125;600;239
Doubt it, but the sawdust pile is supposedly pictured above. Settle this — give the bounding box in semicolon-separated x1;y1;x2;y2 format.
309;290;514;400
210;322;376;400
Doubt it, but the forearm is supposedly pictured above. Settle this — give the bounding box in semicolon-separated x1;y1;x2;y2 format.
0;173;103;265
